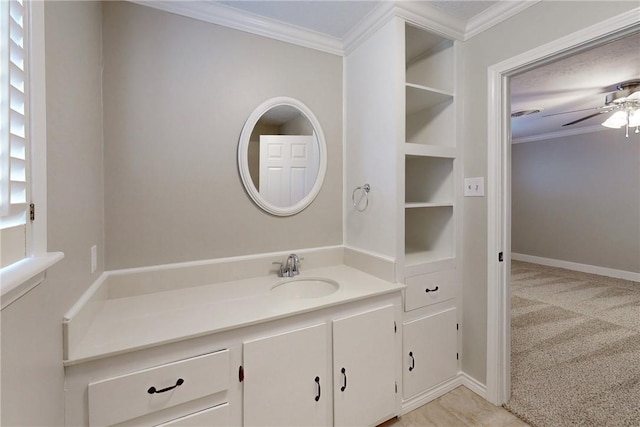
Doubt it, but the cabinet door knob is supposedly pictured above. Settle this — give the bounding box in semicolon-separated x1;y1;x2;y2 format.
425;286;439;293
147;378;184;394
340;367;347;392
315;376;321;402
409;351;415;372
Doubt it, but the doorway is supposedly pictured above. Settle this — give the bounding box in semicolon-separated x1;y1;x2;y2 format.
485;10;640;405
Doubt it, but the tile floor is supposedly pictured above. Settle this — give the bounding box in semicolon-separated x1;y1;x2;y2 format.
379;386;529;427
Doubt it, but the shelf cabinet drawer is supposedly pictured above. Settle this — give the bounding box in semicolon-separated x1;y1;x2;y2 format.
155;402;230;427
88;350;229;426
404;269;456;311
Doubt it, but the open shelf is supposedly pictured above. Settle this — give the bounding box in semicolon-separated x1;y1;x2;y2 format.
405;156;454;205
405;84;453;115
404;143;456;158
405;24;454;93
406;96;454;146
404;206;454;266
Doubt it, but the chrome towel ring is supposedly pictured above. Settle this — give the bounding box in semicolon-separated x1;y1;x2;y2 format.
352;184;370;212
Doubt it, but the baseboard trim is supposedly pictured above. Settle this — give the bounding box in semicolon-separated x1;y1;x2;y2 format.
511;253;640;282
459;372;488;400
400;375;464;415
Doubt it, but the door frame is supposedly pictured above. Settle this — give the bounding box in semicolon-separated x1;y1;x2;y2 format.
485;8;640;405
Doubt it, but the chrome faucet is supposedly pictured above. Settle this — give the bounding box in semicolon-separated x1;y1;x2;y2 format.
274;253;301;277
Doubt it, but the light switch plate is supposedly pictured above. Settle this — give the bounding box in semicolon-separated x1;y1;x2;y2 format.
464;177;485;197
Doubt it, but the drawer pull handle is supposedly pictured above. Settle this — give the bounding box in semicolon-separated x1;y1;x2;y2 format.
409;351;415;372
340;367;347;392
147;378;184;394
425;286;439;293
315;376;321;402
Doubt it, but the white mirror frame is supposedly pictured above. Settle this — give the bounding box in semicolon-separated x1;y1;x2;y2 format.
238;97;328;216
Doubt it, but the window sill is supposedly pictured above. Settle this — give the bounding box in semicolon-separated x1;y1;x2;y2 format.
1;252;64;310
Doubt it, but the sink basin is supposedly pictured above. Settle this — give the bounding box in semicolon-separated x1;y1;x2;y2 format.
271;277;339;298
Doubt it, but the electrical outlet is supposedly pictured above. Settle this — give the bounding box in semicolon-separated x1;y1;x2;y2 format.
464;177;485;197
91;245;97;274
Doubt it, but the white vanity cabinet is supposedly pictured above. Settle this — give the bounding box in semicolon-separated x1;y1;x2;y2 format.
242;305;398;427
64;275;403;427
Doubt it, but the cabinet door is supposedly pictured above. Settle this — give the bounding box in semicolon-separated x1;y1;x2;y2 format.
243;323;330;427
403;308;457;398
333;305;396;427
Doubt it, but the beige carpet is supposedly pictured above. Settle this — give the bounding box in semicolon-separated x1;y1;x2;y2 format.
505;261;640;427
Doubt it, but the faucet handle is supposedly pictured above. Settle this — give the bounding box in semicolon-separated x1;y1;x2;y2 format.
272;261;285;277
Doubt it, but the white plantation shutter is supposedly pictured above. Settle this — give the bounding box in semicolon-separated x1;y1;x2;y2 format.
1;0;28;267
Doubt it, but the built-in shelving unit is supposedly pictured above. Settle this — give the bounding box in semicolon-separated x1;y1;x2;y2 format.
400;22;460;409
403;23;457;271
345;16;461;410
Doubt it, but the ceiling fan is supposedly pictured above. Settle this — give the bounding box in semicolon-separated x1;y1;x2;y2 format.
544;80;640;137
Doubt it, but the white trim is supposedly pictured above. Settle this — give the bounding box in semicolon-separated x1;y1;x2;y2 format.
465;1;541;40
459;372;488;400
512;124;607;144
512;253;640;283
29;0;47;256
486;8;640;406
394;2;465;41
343;1;396;56
130;0;540;58
130;0;344;56
1;252;64;310
400;374;464;415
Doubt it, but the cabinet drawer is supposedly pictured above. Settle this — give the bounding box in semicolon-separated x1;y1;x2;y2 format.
88;350;229;426
404;269;456;311
155;402;230;427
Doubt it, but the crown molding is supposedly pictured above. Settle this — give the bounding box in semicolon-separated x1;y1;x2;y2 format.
129;0;344;56
512;124;608;144
129;0;541;57
465;0;541;40
343;1;396;55
395;1;466;41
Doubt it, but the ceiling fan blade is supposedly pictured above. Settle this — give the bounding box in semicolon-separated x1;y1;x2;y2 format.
562;112;604;127
542;107;600;117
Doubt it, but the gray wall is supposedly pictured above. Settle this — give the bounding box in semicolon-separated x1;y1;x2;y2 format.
512;132;640;273
102;2;343;270
459;1;638;384
1;2;104;425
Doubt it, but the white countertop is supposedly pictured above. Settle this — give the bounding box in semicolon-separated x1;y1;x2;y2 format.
65;264;404;365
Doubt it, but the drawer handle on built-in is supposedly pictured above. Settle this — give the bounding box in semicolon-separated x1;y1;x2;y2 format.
315;376;321;402
147;378;184;394
425;286;439;293
409;351;415;371
340;367;347;392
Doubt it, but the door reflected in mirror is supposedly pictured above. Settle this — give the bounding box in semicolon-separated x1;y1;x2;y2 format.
247;107;320;207
238;98;327;216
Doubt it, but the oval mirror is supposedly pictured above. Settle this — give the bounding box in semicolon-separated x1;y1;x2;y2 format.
238;97;327;216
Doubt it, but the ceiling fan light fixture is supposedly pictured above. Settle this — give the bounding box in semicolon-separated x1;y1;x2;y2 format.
602;110;628;129
628;109;640;128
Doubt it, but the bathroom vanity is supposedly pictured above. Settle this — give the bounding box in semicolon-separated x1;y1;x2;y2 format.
63;249;405;426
